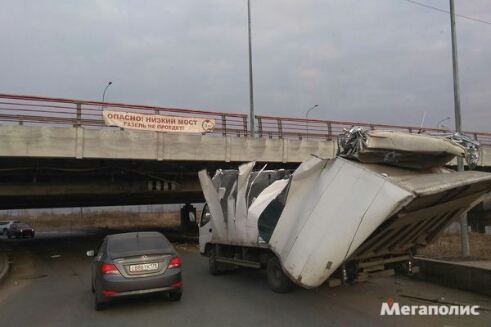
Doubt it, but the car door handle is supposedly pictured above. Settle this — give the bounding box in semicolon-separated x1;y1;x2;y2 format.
209;229;212;233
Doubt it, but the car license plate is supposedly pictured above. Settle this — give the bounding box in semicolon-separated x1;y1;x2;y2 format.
129;263;159;273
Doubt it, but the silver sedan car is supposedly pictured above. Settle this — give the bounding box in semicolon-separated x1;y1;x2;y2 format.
0;221;20;235
87;231;182;310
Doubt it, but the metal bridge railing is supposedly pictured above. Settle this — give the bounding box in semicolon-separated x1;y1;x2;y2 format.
256;115;491;148
0;93;490;148
0;94;249;137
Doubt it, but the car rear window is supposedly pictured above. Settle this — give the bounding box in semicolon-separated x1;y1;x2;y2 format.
108;236;171;257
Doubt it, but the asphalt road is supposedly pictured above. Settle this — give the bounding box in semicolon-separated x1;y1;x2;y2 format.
0;232;490;327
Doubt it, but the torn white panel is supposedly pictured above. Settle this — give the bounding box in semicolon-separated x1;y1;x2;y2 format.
392;170;491;197
227;181;237;240
198;169;227;241
211;169;223;190
269;156;332;258
235;162;255;242
271;158;414;288
247;179;290;242
247;164;268;208
297;180;413;288
365;130;464;156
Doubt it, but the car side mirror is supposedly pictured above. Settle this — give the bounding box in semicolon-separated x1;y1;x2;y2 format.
86;250;95;257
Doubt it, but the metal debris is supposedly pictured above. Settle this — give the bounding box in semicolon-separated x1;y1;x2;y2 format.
337;126;481;169
439;132;480;169
337;126;367;159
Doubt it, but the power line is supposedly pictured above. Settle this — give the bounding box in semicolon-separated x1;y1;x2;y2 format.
406;0;491;25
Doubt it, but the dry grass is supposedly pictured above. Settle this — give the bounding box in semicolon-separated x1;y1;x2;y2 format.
0;211;182;232
418;233;491;260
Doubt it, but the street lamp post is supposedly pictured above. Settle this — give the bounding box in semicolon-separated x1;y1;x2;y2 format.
102;81;113;106
305;104;319;139
436;117;451;131
247;0;255;137
306;104;319;119
449;0;469;257
100;81;113;129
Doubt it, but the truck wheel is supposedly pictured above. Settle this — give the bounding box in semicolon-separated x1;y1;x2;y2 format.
267;256;293;293
209;247;221;275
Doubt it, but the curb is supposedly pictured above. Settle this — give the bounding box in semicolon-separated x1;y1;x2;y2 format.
412;257;491;297
0;242;9;284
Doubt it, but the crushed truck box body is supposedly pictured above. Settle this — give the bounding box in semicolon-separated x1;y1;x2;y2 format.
198;130;491;290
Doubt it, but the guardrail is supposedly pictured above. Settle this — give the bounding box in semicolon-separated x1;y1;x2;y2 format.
256;115;491;147
0;93;490;147
0;94;249;137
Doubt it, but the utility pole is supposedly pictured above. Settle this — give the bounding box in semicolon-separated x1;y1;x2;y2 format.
247;0;255;137
449;0;470;256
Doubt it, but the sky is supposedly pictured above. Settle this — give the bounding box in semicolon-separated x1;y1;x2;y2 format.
0;0;490;132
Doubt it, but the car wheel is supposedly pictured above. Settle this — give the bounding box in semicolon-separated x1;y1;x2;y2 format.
94;290;106;311
266;256;293;293
208;247;221;276
168;291;182;302
94;295;106;311
94;282;106;311
2;228;6;235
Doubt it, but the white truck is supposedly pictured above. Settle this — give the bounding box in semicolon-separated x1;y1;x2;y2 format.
198;129;491;292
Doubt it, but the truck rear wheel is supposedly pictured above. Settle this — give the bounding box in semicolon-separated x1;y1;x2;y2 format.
267;256;293;293
208;247;221;275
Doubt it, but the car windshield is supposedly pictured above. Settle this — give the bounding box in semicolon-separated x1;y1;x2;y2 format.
15;223;30;228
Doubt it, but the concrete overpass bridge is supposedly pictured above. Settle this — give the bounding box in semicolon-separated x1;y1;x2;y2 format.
0;93;490;211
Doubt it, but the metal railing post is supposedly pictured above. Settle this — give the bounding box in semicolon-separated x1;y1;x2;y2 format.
243;116;249;137
256;116;262;138
326;122;332;140
277;118;283;139
74;101;82;127
221;115;227;137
